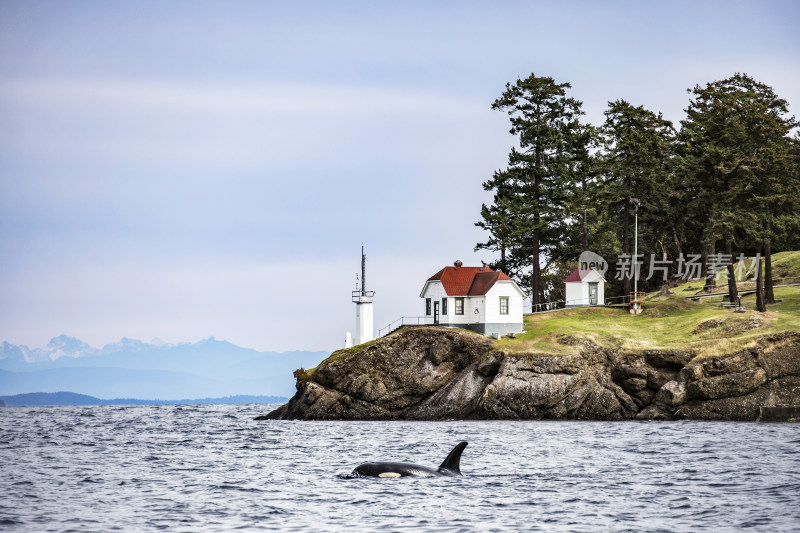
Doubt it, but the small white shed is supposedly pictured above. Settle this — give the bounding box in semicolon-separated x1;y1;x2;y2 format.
564;269;605;307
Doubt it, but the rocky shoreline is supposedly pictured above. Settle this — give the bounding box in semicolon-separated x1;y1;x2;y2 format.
257;326;800;422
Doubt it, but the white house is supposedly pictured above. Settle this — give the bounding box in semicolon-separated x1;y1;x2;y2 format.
419;260;525;337
564;269;606;307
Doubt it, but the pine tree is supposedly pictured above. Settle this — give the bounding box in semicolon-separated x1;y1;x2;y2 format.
599;100;675;296
475;168;517;274
479;74;591;310
680;73;798;309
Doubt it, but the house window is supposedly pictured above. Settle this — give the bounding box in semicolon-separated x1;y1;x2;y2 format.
455;297;464;315
500;296;509;315
425;298;431;316
442;298;448;315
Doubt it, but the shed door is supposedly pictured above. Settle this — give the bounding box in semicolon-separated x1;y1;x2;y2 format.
588;282;598;305
433;301;440;325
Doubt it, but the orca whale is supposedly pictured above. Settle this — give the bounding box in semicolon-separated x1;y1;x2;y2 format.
352;442;468;478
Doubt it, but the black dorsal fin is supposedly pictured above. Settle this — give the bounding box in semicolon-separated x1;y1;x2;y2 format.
438;441;468;475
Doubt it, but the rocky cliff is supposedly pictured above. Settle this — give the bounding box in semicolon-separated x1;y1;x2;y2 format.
258;326;800;421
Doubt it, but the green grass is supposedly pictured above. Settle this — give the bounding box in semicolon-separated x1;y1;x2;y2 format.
770;250;800;284
497;285;800;357
306;337;382;375
770;285;800;329
662;250;800;296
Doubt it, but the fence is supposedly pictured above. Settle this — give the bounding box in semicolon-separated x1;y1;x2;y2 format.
527;294;631;314
377;316;435;338
684;275;800;302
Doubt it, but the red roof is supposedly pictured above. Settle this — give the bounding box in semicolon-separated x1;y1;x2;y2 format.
427;266;514;296
563;269;598;283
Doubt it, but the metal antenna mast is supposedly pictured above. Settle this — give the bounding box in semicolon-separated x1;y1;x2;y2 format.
361;244;366;296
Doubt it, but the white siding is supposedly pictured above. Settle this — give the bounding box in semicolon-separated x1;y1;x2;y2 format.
420;281;453;324
467;296;485;325
484;281;524;325
442;296;478;325
565;282;586;306
421;281;448;302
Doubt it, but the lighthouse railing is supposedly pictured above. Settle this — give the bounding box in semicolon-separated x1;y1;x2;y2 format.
378;316;435;338
352;290;375;303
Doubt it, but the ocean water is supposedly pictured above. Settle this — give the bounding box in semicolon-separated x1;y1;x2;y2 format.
1;405;799;532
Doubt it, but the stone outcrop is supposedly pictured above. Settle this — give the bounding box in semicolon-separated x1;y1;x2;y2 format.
257;327;800;421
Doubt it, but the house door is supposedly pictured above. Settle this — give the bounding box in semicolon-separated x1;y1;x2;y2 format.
433;301;440;325
589;283;598;305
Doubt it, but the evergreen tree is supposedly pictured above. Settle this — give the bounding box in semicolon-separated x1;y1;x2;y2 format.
778;135;800;254
479;74;591;310
476;72;797;312
599;100;675;296
550;125;607;267
680;73;798;309
475;168;517;274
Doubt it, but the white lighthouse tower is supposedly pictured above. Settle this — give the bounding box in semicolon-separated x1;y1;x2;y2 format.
351;245;375;346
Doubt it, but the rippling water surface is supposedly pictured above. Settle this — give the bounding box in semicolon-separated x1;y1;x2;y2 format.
1;404;799;532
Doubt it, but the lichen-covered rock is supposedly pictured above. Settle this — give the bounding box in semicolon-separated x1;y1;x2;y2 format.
757;337;800;379
656;380;687;407
404;367;491;420
643;350;695;369
256;327;800;421
474;358;584;419
686;368;768;400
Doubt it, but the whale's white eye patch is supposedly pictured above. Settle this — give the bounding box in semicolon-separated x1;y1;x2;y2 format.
378;472;401;478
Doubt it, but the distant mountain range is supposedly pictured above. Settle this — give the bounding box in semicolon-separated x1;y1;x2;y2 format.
0;391;287;406
0;335;328;400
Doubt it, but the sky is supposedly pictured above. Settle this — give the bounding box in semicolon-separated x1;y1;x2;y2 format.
1;0;799;353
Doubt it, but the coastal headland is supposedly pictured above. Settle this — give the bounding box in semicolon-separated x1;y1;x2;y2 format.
259;286;800;422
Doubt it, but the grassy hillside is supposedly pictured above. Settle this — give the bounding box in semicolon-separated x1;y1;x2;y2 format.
499;253;800;358
770;250;800;284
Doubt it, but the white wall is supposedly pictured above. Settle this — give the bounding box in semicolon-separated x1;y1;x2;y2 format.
421;281;452;324
584;271;605;306
421;281;446;320
440;295;479;325
355;301;373;344
420;280;447;301
565;282;586;306
467;295;485;325
484;281;524;324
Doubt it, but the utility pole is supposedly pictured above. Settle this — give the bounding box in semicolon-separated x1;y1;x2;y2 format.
631;198;642;315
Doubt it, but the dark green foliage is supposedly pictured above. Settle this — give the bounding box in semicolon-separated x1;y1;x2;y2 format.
477;72;799;310
679;73;799;307
477;74;593;308
293;367;311;389
599;100;676;295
